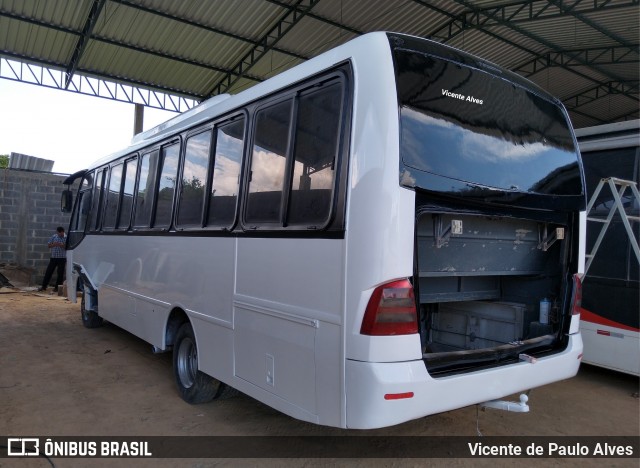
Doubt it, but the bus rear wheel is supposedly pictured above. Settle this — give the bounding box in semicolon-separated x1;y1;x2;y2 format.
80;285;103;329
173;322;225;404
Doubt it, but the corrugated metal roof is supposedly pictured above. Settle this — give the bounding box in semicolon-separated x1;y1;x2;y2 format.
0;0;637;127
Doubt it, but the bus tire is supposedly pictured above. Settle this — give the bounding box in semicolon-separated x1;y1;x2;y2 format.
80;286;103;329
173;322;225;404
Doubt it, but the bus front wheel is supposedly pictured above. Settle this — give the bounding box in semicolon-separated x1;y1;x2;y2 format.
80;285;103;329
173;322;225;404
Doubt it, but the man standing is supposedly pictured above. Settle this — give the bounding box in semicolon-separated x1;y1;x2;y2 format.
39;226;67;292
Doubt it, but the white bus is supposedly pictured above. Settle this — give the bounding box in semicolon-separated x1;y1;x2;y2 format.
62;32;585;429
576;120;639;376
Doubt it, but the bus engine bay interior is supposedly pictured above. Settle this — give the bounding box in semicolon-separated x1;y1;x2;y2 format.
416;207;577;376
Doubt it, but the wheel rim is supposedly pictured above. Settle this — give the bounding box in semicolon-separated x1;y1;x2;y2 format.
177;336;197;389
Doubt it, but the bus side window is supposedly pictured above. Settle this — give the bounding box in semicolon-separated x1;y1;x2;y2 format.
177;131;211;227
246;99;293;225
154;142;180;228
89;169;105;232
67;173;94;249
287;82;343;226
71;173;93;233
118;157;138;230
134;151;159;228
103;163;123;229
208;118;244;228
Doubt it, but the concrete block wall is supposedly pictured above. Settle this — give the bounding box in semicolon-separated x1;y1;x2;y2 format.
0;168;75;285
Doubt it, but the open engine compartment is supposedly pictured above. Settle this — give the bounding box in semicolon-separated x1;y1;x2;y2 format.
416;209;573;376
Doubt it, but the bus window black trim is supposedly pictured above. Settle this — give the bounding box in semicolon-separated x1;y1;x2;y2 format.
243;95;294;228
240;67;351;233
116;155;139;231
83;229;346;240
131;149;159;231
90;168;108;233
66;170;95;250
131;137;181;232
285;77;348;230
75;62;352;238
102;161;126;232
153;138;182;231
205;113;249;232
175;125;215;231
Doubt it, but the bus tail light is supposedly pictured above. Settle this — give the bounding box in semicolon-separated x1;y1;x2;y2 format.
360;279;418;336
571;274;583;315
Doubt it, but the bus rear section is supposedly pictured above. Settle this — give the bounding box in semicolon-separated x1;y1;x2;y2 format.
345;34;585;429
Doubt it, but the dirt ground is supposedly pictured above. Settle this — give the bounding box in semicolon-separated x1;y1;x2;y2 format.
0;291;638;467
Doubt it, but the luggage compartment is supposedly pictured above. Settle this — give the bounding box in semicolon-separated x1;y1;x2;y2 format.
416;211;571;375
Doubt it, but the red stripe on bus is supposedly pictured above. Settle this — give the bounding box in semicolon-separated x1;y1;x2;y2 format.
579;307;639;333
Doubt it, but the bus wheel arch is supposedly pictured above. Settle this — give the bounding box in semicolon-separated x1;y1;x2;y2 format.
172;320;226;404
165;308;189;348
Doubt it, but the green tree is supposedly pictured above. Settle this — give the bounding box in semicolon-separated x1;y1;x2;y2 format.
0;154;8;169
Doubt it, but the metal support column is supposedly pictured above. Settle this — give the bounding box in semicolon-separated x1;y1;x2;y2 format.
133;103;144;136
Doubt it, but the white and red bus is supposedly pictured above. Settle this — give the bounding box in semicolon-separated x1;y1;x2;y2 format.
576;120;639;376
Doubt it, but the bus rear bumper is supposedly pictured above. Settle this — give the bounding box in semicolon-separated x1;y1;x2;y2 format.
345;333;583;429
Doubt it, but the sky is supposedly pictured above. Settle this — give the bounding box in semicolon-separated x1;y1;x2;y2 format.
0;79;178;174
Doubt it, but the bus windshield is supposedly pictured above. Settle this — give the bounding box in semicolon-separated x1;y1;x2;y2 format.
394;47;583;197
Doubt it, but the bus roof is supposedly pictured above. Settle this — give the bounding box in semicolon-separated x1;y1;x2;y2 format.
85;31;563;171
87;31;392;170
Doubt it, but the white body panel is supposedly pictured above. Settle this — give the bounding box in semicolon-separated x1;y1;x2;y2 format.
346;334;583;429
68;32;584;428
578;211;586;275
72;234;345;426
580;321;639;376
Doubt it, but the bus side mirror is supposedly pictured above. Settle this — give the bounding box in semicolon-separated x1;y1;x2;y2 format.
61;189;73;213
